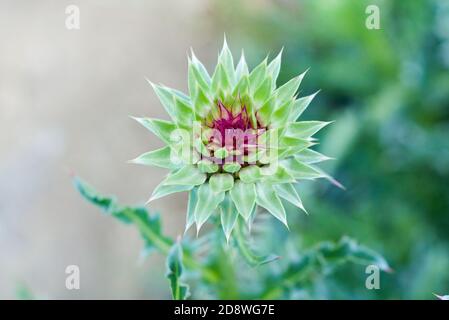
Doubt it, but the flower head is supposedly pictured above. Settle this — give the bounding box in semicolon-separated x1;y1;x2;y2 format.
131;39;337;239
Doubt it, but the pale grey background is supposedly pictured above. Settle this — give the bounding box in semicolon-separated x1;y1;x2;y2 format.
0;0;227;299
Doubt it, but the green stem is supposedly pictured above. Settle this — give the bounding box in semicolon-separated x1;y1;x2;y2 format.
129;213;172;252
234;218;258;266
126;211;220;284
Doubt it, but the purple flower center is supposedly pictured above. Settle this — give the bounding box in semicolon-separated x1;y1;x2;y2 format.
207;101;265;163
211;101;252;138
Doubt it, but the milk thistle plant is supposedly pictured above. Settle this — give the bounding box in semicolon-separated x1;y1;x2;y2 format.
132;39;339;238
75;39;389;300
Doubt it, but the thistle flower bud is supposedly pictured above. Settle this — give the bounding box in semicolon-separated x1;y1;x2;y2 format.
131;38;337;237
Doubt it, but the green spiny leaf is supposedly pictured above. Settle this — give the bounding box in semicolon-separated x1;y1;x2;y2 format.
190;50;211;86
173;95;194;126
149;82;193;126
132;117;177;145
166;242;190;300
280;136;312;149
248;59;267;92
279;237;390;296
257;96;277;126
148;183;193;202
270;100;294;127
255;183;288;227
260;164;296;184
129;146;179;169
191;51;211;81
275;70;307;104
235;50;249;79
163;165;207;186
229;180;256;220
317;237;391;272
192;84;212;118
148;81;176;118
285;121;332;139
194;183;225;232
188;58;198;99
294;148;332;164
281;158;323;180
211;63;231;94
267;48;283;87
220;196;239;243
308;165;345;189
74;177;173;254
74;177;116;212
138;211;173;256
185;187;198;232
253;76;272;105
218;37;235;85
278;137;315;158
288;91;319;121
232;74;250;97
170;87;191;104
274;183;307;213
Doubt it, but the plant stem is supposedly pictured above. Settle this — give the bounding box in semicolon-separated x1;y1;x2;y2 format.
126;211;220;284
234;218;258;265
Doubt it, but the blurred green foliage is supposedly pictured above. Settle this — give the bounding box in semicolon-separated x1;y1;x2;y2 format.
75;177;391;299
212;0;449;299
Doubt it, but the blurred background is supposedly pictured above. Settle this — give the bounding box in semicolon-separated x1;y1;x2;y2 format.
1;0;448;299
